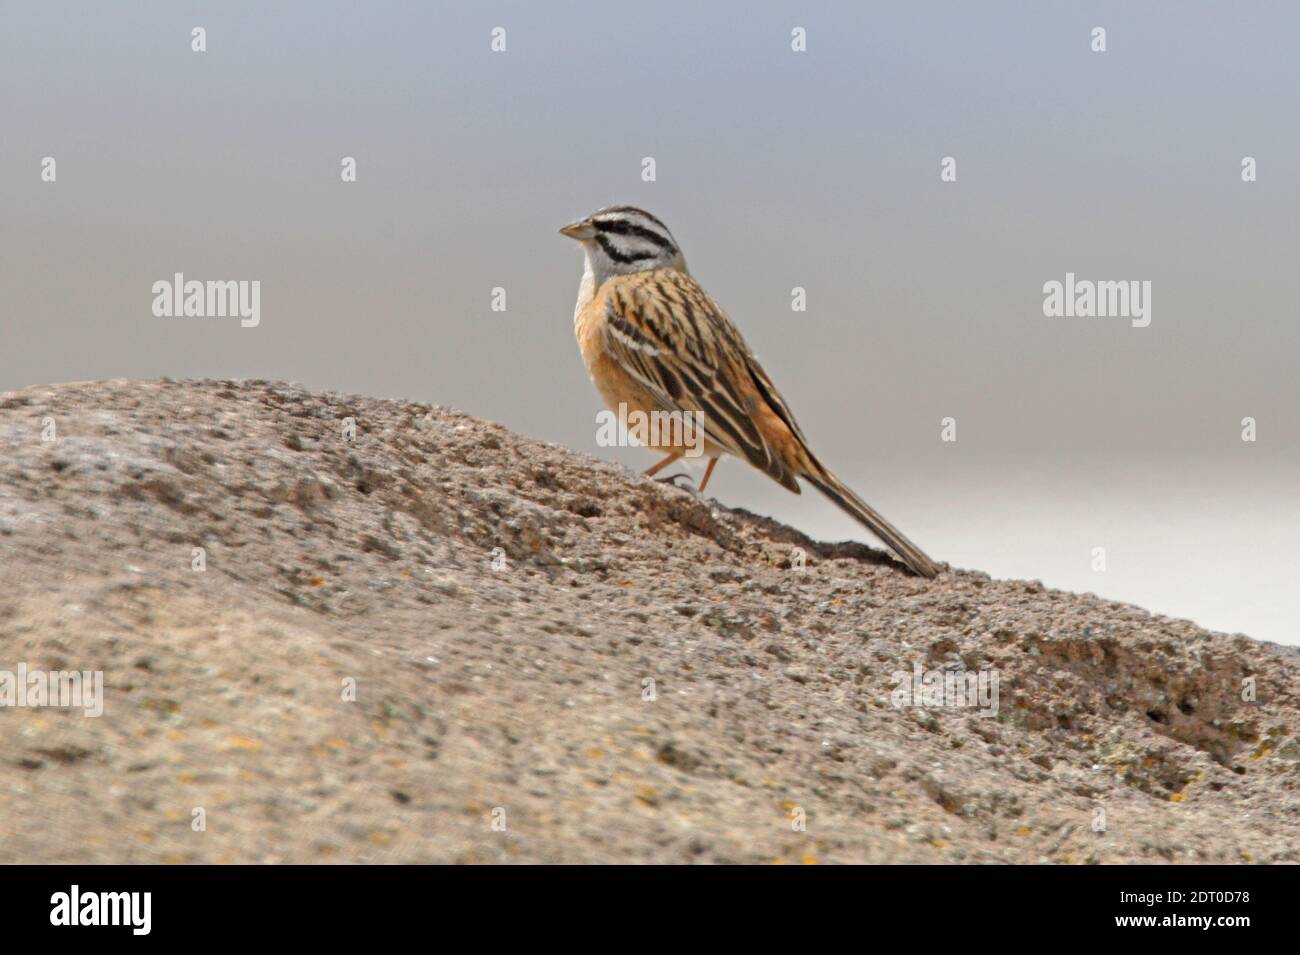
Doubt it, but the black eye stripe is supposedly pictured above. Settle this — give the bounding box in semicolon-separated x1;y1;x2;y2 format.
595;233;659;264
593;218;674;251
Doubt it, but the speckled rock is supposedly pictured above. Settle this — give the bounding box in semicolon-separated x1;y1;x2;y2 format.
0;379;1296;863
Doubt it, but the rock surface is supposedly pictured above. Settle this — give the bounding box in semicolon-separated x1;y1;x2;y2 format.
0;378;1296;864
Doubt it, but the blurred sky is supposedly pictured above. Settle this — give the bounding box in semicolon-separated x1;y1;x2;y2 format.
2;1;1296;643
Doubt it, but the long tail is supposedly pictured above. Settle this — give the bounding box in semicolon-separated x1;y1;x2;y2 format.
803;469;939;578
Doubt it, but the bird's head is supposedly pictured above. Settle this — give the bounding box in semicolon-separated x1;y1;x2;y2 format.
559;206;686;282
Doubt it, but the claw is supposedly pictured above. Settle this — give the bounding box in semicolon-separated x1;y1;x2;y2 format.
655;472;700;496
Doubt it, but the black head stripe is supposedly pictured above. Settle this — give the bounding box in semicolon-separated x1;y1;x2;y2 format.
600;205;670;233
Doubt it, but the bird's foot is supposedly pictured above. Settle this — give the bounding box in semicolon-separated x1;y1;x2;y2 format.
655;472;701;497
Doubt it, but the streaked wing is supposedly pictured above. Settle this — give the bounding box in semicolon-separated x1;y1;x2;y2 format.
601;270;802;491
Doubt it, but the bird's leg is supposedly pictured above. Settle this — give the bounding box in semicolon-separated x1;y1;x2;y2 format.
696;457;718;494
643;452;682;478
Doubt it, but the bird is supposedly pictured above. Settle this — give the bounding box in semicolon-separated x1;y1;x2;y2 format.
559;205;940;578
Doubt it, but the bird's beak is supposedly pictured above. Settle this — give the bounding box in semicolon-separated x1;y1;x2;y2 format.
559;219;594;240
